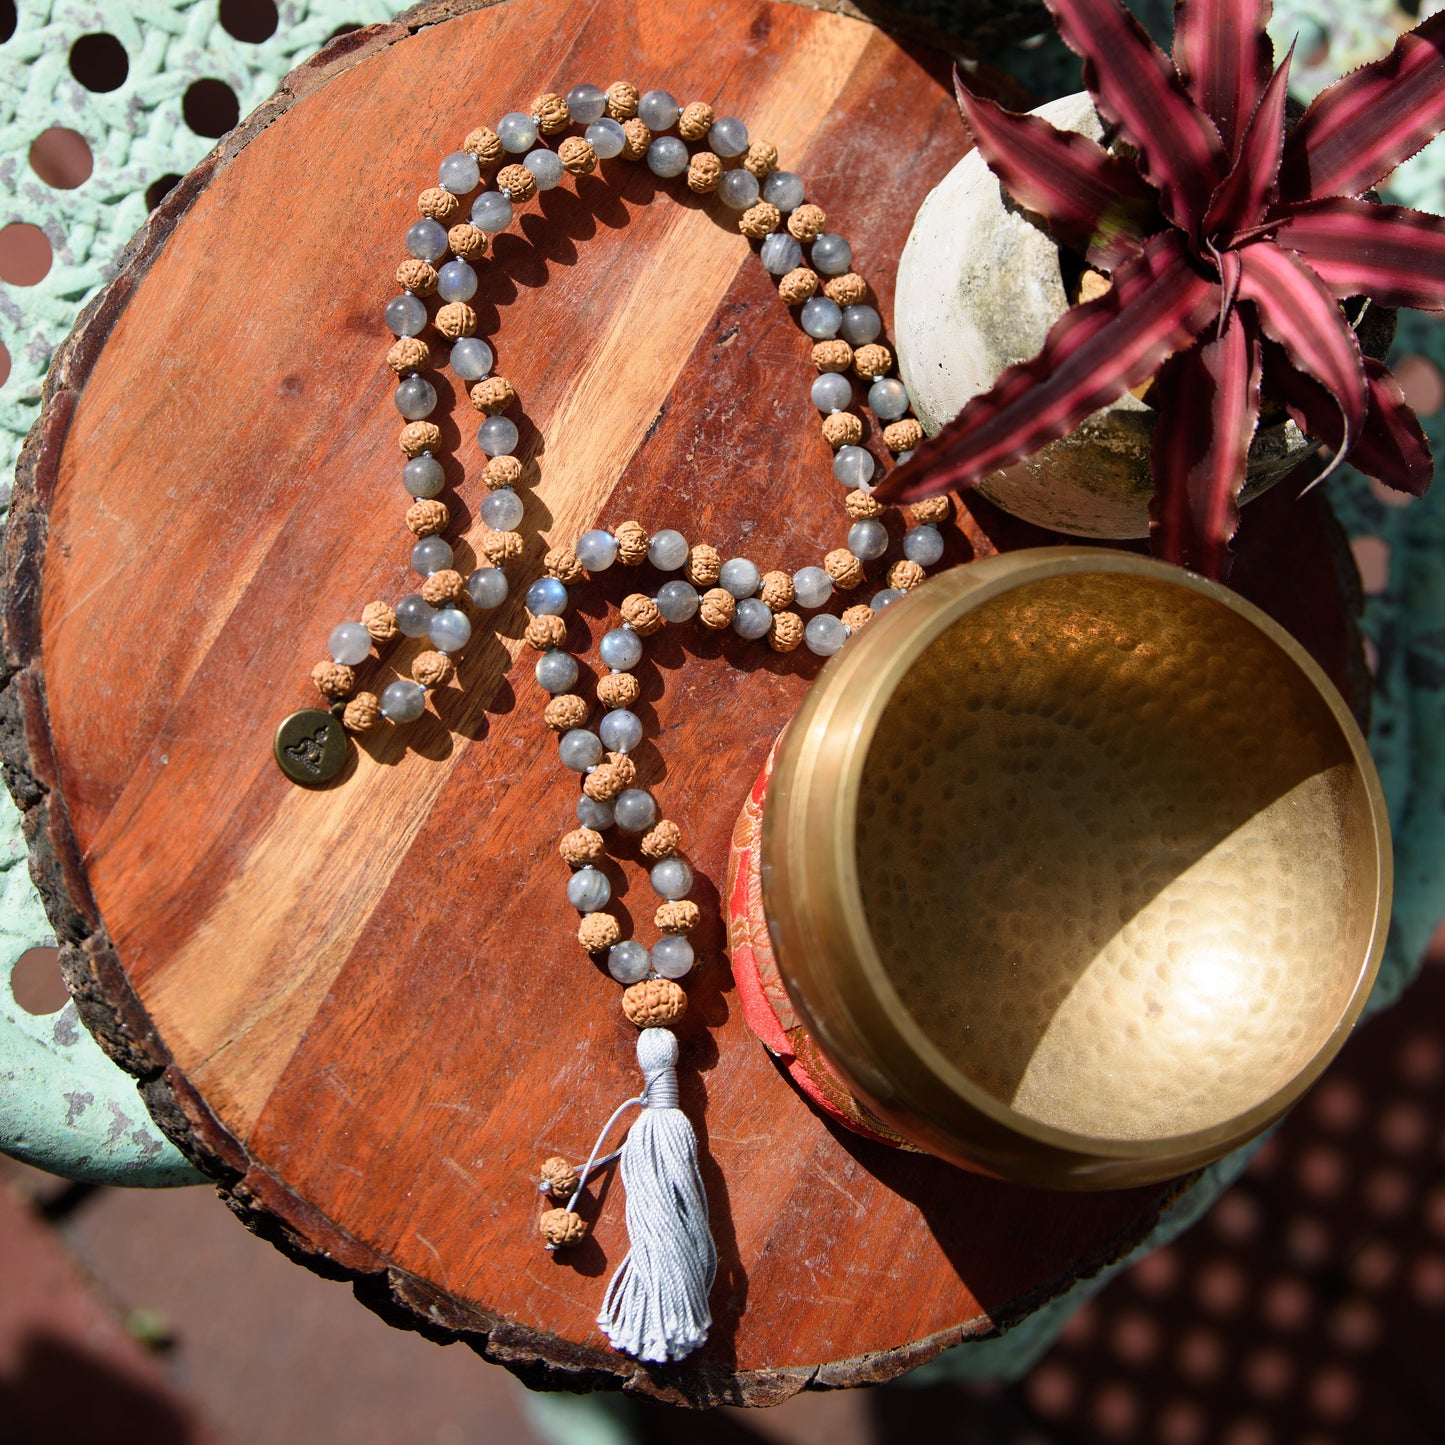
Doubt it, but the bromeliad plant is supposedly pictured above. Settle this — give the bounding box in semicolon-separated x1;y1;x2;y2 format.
877;0;1445;577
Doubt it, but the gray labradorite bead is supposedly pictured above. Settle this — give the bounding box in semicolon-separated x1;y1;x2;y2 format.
599;627;643;671
840;304;882;345
614;787;657;831
647;529;689;570
811;372;852;413
805;613;848;656
872;588;905;610
481;487;525;531
471;191;514;232
811;233;853;275
760;233;802;275
608;940;650;983
380;678;427;722
708;116;748;157
895;449;914;466
637;89;679;129
438;150;481;194
385;293;427;337
405;218;449;262
467;567;509;611
600;709;644;753
329;622;371;666
792;565;833;610
732;597;772;640
762;170;806;211
524;148;565;190
567;83;608;124
567;866;611;912
411;535;453;575
577;794;615;830
428;606;472;654
646;136;689;178
801;296;843;339
437;259;478;303
586;117;626;159
497;111;539;152
651;934;695;979
834;445;875;488
478;415;519;457
651;856;694;900
904;524;946;566
559;728;604;772
535;648;578;693
525;577;569;616
449;336;493;381
718;169;760;211
394;376;437;420
404;454;444;499
656;580;699;622
395;594;436;638
848;517;889;561
868;377;909;421
576;529;618;570
719;557;760;598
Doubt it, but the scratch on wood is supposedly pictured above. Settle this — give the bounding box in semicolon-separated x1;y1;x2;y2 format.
442;1155;476;1187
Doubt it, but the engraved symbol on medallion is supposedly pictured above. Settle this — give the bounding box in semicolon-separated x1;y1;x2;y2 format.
283;725;332;775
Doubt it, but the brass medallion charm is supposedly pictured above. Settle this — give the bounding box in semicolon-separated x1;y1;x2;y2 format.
274;709;347;785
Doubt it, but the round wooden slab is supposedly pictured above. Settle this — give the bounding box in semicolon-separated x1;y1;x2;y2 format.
1;0;1364;1408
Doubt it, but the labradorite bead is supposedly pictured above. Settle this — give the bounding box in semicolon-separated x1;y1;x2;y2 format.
792;566;833;610
718;169;760;211
403;454;444;498
732;597;772;640
575;529;618;571
840;304;882;345
438;150;481;194
478;415;519;457
437;259;478;303
566;83;608;124
608;940;650;984
656;580;699;622
871;588;905;610
651;934;695;979
904;524;945;566
801;296;843;339
471;191;513;232
411;535;453;575
394;376;437;420
525;577;569;616
613;787;657;831
329;622;371;666
760;233;802;275
650;856;694;900
811;372;852;413
708;116;748;157
395;594;436;638
833;445;875;488
429;607;472;653
567;866;611;912
637;90;680;129
599;709;644;753
466;567;509;610
762;170;805;211
481;487;525;531
497;111;539;152
868;377;909;421
645;136;688;178
524;148;565;190
805;613;848;656
586;117;626;159
577;794;615;830
559;728;604;772
385;293;427;337
535;648;578;693
647;529;689;570
599;627;643;671
405;218;448;262
449;336;493;381
719;557;760;599
848;518;889;560
811;233;853;275
379;678;427;722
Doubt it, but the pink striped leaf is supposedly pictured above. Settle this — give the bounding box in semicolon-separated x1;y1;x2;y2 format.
1235;241;1367;457
1203;40;1294;235
1351;357;1435;495
875;232;1219;506
1272;198;1445;313
1172;0;1275;160
1260;337;1342;450
1148;307;1261;576
1278;13;1445;202
1045;0;1228;229
954;76;1161;272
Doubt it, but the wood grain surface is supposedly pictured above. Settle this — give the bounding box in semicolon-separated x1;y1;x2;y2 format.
1;0;1364;1406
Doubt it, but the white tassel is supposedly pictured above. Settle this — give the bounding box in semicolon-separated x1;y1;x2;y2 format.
596;1027;717;1363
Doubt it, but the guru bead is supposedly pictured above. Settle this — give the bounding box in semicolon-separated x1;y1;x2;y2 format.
622;978;688;1027
539;1208;587;1248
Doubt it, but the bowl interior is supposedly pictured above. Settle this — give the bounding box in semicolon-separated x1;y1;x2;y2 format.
856;570;1381;1143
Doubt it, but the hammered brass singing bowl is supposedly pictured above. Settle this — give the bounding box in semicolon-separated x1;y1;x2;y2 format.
762;550;1391;1189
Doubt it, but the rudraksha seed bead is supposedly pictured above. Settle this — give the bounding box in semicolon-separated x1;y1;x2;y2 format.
685;544;721;587
543;546;584;584
911;495;952;524
406;499;449;537
417;187;461;223
842;604;874;633
497;163;536;203
530;92;570;134
480;530;524;566
539;1155;579;1200
813;340;853;374
885;419;925;452
577;911;622;952
561;828;606;865
396;258;438;295
656;900;701;933
525;614;567;650
845;487;886;519
678;101;715;140
739;202;781;238
470;377;515;415
387;337;430;374
606;80;640;119
889;558;927;591
596;673;640;709
411;650;454;688
448;223;488;259
699;588;736;629
539;1207;587;1247
312;661;355;699
687;152;722;194
584;753;637;801
778;268;819;304
853;343;892;379
641;819;682;860
435;302;477;339
398;422;441;456
544;694;589;731
788;203;826;241
622;979;688;1028
621;593;664;636
759;570;794;610
558;136;597;175
823;272;868;306
768;610;804;652
420;569;466;605
620;118;651;159
362;601;399;644
463;126;504;164
343;692;381;733
484;455;522;490
613;519;650;565
824;548;865;589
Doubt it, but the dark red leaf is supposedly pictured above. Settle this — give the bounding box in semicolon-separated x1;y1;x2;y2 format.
954;74;1161;272
1172;0;1275;159
1272;197;1445;312
1204;40;1294;235
1260;337;1342;449
1236;241;1367;460
1351;357;1435;495
875;232;1218;506
1045;0;1228;229
1278;13;1445;202
1148;307;1261;577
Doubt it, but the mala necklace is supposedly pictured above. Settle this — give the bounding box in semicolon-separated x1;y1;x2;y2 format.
274;78;951;1363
